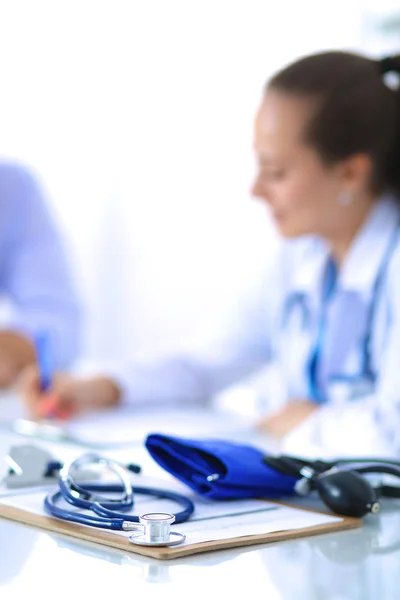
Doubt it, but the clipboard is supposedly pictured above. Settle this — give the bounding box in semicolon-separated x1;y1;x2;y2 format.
0;493;361;560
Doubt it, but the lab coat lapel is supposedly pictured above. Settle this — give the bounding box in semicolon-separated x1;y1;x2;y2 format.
340;195;400;293
322;195;400;382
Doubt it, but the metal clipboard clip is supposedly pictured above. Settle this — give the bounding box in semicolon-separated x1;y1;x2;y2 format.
2;443;98;489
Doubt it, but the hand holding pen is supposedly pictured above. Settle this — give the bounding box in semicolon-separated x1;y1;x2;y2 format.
18;335;122;421
27;333;77;420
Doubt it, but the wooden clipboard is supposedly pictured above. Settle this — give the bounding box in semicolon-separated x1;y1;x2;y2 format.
0;497;361;560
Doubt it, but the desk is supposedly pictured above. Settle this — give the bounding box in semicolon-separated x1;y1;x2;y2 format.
1;406;400;600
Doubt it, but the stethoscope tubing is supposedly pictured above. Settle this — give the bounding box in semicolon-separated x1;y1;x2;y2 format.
45;482;195;529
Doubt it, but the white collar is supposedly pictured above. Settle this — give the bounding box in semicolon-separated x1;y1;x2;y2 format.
289;195;400;299
339;195;400;293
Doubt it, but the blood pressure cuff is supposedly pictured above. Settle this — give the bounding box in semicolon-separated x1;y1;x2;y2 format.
145;433;298;500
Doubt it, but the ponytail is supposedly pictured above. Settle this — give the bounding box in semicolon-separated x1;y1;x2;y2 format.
378;55;400;198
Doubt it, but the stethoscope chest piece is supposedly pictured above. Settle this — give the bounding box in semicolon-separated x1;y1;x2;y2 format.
129;512;186;547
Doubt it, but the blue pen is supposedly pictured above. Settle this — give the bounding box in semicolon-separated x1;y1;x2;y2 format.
35;333;63;419
35;333;53;393
35;334;71;420
35;333;72;420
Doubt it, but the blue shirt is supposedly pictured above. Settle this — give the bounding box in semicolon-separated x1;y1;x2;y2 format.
0;161;81;368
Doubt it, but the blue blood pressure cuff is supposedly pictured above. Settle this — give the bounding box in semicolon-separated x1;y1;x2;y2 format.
145;434;298;500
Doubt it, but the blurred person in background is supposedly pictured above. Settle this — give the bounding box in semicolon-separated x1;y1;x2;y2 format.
0;161;81;390
20;50;400;455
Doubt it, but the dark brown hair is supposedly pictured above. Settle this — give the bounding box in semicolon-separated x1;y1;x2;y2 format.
267;51;400;197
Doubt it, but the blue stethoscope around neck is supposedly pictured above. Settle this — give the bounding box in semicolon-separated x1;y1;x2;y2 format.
44;453;195;539
303;224;400;404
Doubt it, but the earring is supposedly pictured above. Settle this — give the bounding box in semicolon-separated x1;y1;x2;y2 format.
337;190;353;206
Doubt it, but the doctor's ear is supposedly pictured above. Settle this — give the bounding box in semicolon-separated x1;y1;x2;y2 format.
335;153;374;195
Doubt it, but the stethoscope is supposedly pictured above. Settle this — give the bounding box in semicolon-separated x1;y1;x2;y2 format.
284;223;400;404
44;453;195;547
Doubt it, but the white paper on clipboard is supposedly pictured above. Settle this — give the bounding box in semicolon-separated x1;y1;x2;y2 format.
0;476;343;547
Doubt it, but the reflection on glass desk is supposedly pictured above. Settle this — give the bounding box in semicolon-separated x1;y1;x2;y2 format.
1;500;400;599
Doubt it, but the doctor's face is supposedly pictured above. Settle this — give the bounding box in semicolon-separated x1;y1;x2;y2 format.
252;90;345;238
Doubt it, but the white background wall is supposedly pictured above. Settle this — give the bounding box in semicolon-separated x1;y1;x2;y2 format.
0;0;397;366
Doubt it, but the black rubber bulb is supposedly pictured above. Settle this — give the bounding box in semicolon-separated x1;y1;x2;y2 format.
314;469;380;518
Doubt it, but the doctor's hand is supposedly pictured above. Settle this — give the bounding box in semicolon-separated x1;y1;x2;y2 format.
256;399;320;438
18;365;121;420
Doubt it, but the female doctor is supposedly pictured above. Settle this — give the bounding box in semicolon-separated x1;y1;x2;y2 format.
20;50;400;455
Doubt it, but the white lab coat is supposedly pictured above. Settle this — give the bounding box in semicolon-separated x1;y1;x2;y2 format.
110;194;400;457
0;161;81;368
